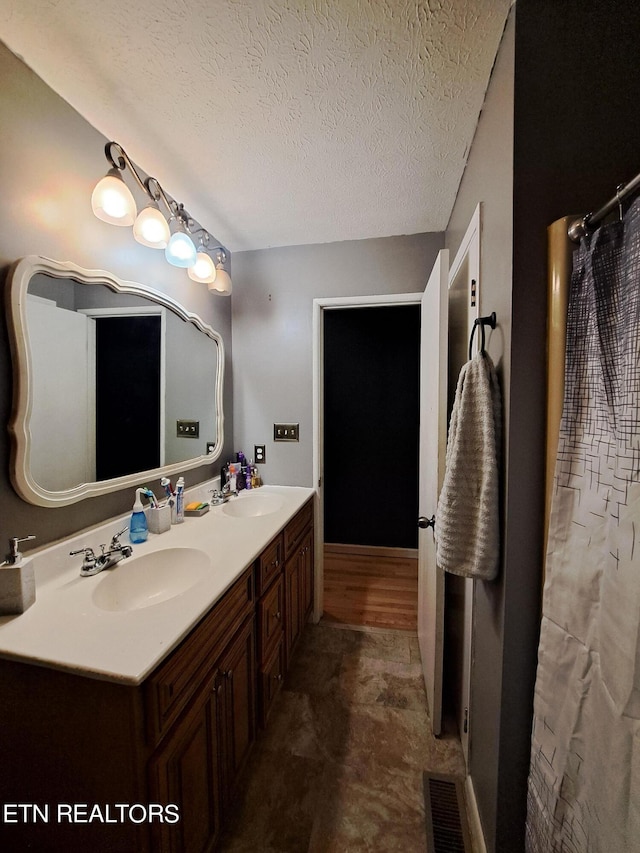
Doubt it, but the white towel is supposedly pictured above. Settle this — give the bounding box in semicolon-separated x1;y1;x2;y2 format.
435;351;501;581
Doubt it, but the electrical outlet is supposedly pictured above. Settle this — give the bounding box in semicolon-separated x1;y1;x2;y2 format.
206;441;215;454
274;423;299;442
254;444;266;463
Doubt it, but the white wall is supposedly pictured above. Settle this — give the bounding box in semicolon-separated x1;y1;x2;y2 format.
231;233;444;485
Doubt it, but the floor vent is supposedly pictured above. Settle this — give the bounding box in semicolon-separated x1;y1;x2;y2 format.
423;772;471;853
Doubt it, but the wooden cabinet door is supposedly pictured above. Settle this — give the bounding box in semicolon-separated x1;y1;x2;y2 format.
285;551;302;664
259;633;285;728
301;529;314;620
218;616;256;804
285;526;314;664
150;671;222;853
257;572;284;664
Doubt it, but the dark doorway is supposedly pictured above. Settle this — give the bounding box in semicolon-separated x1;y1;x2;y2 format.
323;305;421;549
95;315;161;480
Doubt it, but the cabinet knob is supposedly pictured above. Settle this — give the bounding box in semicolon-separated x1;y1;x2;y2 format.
275;610;281;620
224;669;233;679
274;673;282;682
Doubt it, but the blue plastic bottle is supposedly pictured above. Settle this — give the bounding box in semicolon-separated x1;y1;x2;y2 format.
129;488;148;543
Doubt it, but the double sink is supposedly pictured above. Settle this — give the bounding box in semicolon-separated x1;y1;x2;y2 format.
0;485;314;685
92;491;284;612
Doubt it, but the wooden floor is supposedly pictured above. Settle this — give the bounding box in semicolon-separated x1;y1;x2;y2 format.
323;543;418;631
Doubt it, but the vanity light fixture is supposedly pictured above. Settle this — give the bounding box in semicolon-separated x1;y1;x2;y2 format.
133;197;170;249
209;250;232;295
91;141;231;293
188;232;218;284
91;167;137;226
165;208;198;268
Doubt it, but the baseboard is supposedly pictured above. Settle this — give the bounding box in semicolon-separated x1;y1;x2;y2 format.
464;775;487;853
324;542;418;560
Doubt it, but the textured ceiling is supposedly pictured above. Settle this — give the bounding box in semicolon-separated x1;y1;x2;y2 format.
0;0;511;252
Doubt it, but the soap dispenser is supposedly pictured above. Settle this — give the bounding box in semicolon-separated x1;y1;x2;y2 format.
130;488;149;543
0;534;37;615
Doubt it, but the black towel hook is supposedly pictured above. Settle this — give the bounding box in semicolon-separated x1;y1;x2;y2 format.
469;312;497;360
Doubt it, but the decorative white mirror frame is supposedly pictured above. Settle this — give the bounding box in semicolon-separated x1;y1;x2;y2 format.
5;255;225;507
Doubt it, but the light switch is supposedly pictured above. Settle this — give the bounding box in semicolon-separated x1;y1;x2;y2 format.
177;419;199;438
273;423;299;442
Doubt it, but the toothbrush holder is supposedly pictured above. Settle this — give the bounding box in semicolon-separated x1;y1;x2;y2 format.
148;504;172;534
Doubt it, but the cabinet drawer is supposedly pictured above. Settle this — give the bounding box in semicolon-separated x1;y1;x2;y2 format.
145;566;254;746
257;573;284;665
283;499;313;559
259;634;285;728
256;534;283;596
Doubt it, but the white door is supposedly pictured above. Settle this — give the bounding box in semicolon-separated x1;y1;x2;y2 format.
417;249;449;737
27;295;93;489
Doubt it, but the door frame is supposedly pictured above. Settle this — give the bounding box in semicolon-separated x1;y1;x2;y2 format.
447;203;481;767
79;305;167;466
312;292;421;622
312;207;481;755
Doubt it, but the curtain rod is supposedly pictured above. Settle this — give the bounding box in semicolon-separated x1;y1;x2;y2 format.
568;170;640;242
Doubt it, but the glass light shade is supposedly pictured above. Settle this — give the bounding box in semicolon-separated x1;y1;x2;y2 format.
209;266;232;295
91;168;137;226
165;220;197;268
133;202;170;248
188;252;217;284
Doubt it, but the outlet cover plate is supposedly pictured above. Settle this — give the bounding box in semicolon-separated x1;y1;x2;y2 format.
254;444;266;463
273;423;299;442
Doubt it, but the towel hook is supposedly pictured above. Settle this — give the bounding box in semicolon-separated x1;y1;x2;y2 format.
469;312;497;360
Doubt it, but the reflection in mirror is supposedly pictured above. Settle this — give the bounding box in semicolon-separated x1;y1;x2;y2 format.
6;257;224;507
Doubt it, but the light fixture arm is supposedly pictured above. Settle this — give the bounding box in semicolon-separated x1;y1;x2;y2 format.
104;141;147;195
105;142;177;218
145;175;178;218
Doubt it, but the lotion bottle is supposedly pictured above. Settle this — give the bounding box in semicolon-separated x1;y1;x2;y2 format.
130;488;149;543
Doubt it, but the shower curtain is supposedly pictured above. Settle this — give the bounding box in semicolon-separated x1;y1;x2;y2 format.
526;198;640;852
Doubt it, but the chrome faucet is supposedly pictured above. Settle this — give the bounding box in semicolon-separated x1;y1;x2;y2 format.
70;527;133;577
209;484;238;505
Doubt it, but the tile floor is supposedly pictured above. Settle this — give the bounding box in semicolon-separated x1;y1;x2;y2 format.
219;621;465;852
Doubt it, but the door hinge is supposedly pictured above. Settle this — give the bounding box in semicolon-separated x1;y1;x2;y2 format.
470;279;477;308
463;707;469;734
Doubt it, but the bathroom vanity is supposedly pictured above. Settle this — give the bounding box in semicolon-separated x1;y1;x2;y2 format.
0;485;314;852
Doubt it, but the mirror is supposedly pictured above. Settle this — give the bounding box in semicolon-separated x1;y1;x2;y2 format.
6;256;224;507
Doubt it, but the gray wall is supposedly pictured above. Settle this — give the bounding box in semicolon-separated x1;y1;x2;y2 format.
0;43;233;549
447;3;640;851
231;233;444;485
445;10;514;851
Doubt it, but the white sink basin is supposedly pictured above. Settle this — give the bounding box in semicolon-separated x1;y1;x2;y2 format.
92;547;210;612
222;493;284;518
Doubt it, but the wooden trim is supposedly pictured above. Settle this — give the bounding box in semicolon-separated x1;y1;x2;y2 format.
324;542;418;560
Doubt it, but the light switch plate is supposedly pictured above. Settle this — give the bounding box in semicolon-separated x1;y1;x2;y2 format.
177;419;199;438
273;423;299;442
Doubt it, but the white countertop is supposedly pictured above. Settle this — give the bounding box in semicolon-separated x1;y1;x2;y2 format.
0;485;315;685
